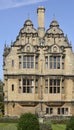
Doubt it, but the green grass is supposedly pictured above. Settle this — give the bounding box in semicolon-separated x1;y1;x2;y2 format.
0;123;17;130
52;124;66;130
0;123;66;130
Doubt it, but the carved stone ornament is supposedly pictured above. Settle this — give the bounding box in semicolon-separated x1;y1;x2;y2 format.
26;46;30;52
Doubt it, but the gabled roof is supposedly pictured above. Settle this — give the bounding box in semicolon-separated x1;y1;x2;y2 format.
46;20;64;35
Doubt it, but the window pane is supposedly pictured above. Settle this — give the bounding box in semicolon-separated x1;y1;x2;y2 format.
50;56;52;61
50;62;52;69
54;80;56;85
54;87;56;93
27;56;30;62
36;80;38;86
23;62;26;68
57;56;60;61
50;87;52;93
27;62;30;68
31;56;34;61
57;80;60;86
46;108;49;114
27;79;29;85
45;56;48;62
27;87;30;93
57;63;60;69
65;108;68;115
50;80;52;85
54;57;56;62
31;62;34;68
54;62;56;69
23;56;26;61
23;87;26;93
50;108;53;114
58;108;60;114
57;87;60;93
62;108;64;114
23;79;26;85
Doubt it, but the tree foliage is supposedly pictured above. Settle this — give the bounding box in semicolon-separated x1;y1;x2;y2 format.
17;113;39;130
66;116;74;130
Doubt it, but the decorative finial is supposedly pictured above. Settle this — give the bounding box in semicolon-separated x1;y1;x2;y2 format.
4;41;6;48
65;34;69;43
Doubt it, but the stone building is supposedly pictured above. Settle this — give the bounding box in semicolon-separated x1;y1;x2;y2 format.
3;7;74;117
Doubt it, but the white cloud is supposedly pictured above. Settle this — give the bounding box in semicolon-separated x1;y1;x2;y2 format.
0;0;46;9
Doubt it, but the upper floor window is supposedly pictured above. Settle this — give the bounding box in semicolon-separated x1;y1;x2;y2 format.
23;79;34;93
23;56;34;68
35;56;38;69
35;79;38;93
50;56;60;69
45;56;64;69
50;79;60;93
19;55;39;69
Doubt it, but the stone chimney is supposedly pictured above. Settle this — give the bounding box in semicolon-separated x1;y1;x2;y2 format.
37;6;45;38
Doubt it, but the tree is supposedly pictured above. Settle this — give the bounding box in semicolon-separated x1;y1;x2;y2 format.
17;113;39;130
66;116;74;130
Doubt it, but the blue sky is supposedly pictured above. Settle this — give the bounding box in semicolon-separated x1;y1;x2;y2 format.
0;0;74;80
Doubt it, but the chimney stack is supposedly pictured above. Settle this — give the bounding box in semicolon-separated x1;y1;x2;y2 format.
37;6;45;38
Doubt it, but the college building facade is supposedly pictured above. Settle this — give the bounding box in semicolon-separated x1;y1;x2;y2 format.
3;7;74;117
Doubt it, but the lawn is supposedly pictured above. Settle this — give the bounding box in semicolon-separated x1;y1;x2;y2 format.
0;123;66;130
0;123;17;130
52;124;66;130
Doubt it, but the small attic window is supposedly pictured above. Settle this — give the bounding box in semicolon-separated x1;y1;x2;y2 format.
12;60;14;67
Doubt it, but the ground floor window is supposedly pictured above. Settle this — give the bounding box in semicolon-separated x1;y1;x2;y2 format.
57;108;68;115
46;107;69;115
46;107;53;114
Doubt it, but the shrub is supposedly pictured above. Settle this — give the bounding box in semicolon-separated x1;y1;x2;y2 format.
17;113;39;130
39;118;52;130
39;123;52;130
66;116;74;130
